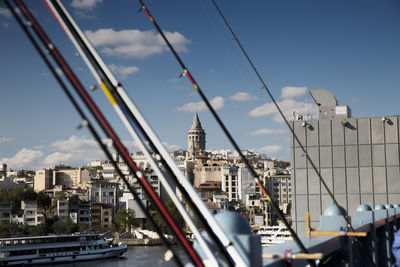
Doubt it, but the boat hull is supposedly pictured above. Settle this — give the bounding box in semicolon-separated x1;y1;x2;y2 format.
0;246;127;265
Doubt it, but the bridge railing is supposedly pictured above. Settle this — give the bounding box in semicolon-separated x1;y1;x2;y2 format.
261;203;400;267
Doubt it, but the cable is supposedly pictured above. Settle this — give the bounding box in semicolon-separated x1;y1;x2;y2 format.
43;1;219;265
209;1;376;266
43;0;253;265
11;0;203;265
3;1;184;266
137;0;313;265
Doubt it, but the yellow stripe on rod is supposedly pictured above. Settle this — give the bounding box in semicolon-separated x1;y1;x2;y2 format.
100;83;116;105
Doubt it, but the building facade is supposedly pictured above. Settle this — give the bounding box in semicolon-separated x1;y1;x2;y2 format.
187;111;206;159
34;169;52;192
0;203;10;224
291;89;400;234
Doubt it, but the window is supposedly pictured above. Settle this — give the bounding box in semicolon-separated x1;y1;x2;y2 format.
109;192;114;196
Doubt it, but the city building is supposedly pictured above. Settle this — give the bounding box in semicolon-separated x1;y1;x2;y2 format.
212;194;229;211
187;110;206;159
90;203;113;230
120;192;148;225
53;167;90;189
264;174;292;214
197;181;221;201
21;200;44;226
175;159;195;184
193;162;222;187
78;202;90;225
0;203;10;224
88;180;119;213
57;199;69;221
291;89;400;234
0;164;6;179
221;166;256;203
34;169;52;192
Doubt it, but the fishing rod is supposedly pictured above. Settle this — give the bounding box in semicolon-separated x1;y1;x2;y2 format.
3;1;184;266
43;1;220;265
11;1;203;266
136;0;315;265
209;1;376;266
43;1;247;266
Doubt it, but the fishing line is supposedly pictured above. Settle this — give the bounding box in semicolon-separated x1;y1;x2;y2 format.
3;1;184;266
44;1;248;265
10;1;203;265
137;1;313;265
210;1;376;266
198;0;256;95
43;1;219;265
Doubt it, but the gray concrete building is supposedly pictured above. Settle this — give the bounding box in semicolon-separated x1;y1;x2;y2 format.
291;89;400;235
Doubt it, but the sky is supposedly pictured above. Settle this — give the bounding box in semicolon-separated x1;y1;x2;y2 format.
0;0;399;170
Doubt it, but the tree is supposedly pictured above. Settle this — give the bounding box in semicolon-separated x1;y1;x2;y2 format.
54;191;67;201
22;187;37;201
37;192;51;209
164;198;185;230
52;219;77;234
78;223;88;233
31;222;51;236
0;223;22;238
114;208;136;233
143;198;185;234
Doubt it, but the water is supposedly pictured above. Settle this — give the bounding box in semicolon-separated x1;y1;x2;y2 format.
49;246;188;267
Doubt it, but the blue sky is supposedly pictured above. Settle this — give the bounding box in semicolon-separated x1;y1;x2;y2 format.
0;0;399;170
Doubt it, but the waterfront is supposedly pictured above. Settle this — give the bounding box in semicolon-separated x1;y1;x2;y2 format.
48;246;187;267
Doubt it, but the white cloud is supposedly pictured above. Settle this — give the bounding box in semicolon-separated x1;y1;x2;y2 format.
0;137;12;144
248;99;317;123
0;135;177;170
71;0;102;10
0;8;11;18
250;145;284;155
122;140;140;152
0;148;45;170
162;142;181;152
248;129;287;136
44;152;73;167
49;135;98;152
281;86;308;99
85;28;191;58
230;92;258;102
109;64;139;79
175;96;224;112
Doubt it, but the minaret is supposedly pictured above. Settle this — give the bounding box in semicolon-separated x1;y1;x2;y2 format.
187;110;206;159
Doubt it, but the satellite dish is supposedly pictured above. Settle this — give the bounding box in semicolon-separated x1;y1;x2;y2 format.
309;89;338;107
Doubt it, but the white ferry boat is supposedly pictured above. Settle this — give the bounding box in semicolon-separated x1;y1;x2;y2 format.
0;233;127;265
254;226;292;247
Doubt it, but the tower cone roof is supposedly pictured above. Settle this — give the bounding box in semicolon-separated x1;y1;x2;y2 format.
190;110;203;131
